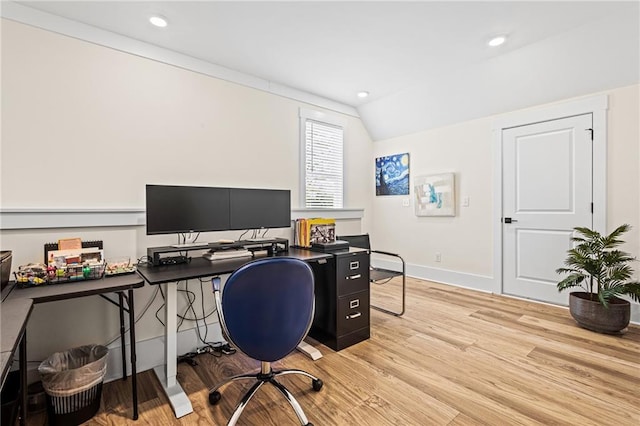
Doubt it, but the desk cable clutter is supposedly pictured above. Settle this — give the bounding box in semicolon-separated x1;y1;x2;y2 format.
178;343;237;366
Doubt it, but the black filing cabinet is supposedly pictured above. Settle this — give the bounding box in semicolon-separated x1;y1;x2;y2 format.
309;248;370;351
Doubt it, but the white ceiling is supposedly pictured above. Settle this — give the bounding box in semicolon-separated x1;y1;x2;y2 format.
6;1;640;140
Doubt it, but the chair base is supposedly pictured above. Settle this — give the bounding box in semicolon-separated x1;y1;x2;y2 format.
209;364;322;426
372;304;404;317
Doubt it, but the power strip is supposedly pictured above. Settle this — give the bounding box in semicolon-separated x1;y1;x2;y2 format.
196;344;236;355
158;255;190;265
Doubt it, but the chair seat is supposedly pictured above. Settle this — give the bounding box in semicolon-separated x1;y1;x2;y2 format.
370;267;402;282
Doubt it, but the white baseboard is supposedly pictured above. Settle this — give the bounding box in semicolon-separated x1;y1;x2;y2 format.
28;260;635;384
24;323;225;386
373;258;495;293
103;322;224;383
631;303;640;325
374;258;640;325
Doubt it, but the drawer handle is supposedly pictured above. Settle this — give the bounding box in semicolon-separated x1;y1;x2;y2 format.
350;299;360;309
347;274;361;280
346;312;362;320
350;261;359;270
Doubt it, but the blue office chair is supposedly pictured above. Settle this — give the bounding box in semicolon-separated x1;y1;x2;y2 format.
209;257;323;426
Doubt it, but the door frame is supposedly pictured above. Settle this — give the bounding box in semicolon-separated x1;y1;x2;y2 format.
491;94;608;296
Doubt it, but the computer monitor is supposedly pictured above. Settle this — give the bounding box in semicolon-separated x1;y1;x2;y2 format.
145;184;231;235
229;188;291;230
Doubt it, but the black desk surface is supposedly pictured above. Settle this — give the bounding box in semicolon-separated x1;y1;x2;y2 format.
0;297;33;353
0;352;12;388
6;274;145;304
1;274;144;388
1;294;33;387
137;248;333;285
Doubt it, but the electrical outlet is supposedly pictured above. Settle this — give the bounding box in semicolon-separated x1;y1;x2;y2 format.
462;196;470;207
402;198;410;207
435;252;441;262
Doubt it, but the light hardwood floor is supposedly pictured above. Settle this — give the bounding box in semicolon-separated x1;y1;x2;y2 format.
27;277;640;425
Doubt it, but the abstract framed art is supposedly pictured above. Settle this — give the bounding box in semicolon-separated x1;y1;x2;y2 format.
375;153;410;195
414;173;456;216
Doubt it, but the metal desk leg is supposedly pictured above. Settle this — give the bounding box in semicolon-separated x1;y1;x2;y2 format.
19;331;27;426
126;289;139;420
152;282;193;418
297;340;322;360
118;292;127;380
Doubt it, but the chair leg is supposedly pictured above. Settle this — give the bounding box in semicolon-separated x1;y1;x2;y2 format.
274;368;324;391
273;368;318;381
269;378;311;426
371;273;406;317
227;380;265;426
212;365;321;425
209;372;259;395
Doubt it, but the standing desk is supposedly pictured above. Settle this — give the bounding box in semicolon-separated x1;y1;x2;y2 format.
136;248;332;418
4;274;144;421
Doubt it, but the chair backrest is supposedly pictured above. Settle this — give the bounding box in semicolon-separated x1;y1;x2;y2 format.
337;234;371;250
220;257;315;362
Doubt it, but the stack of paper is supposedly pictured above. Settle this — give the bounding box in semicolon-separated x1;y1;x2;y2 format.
204;250;252;261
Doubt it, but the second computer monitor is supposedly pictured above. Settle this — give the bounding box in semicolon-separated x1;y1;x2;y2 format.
229;188;291;230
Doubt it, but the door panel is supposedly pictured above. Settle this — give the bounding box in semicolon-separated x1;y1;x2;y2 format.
516;130;573;211
503;114;592;305
515;229;574;301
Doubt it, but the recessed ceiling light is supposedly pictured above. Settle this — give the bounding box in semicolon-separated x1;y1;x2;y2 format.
488;35;506;47
149;15;168;28
357;91;369;98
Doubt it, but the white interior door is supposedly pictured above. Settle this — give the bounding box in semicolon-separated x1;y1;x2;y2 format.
502;114;593;305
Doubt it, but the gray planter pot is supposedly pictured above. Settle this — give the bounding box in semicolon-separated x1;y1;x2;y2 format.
569;292;630;334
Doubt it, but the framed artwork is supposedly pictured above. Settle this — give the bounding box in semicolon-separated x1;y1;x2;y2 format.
375;153;410;195
414;173;456;216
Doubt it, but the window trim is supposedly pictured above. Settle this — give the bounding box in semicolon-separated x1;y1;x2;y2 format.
299;108;347;209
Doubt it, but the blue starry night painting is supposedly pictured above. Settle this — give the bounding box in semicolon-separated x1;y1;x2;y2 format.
376;153;410;196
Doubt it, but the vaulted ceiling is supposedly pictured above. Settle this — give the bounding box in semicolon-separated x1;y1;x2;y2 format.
5;1;639;140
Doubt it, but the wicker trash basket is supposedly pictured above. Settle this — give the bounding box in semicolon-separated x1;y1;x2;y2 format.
38;344;108;426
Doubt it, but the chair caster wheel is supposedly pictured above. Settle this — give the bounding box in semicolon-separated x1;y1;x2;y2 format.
312;378;323;391
209;391;221;405
306;423;314;426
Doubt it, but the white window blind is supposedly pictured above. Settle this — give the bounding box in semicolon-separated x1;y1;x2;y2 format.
304;119;344;208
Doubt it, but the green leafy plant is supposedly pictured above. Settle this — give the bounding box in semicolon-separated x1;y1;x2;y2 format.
556;224;640;307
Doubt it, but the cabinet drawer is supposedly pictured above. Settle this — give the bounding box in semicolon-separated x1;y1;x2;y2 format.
337;291;369;336
337;273;368;296
336;253;369;296
337;252;368;277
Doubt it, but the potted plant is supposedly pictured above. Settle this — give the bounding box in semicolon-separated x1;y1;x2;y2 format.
556;224;640;334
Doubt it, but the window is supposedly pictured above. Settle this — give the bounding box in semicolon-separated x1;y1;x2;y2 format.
300;109;345;208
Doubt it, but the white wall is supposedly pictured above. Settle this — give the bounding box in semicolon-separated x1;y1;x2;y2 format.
0;19;373;376
2;15;638;382
372;119;493;277
360;4;639;141
371;84;640;321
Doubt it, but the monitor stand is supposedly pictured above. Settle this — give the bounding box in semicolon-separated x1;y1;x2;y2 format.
170;242;208;249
